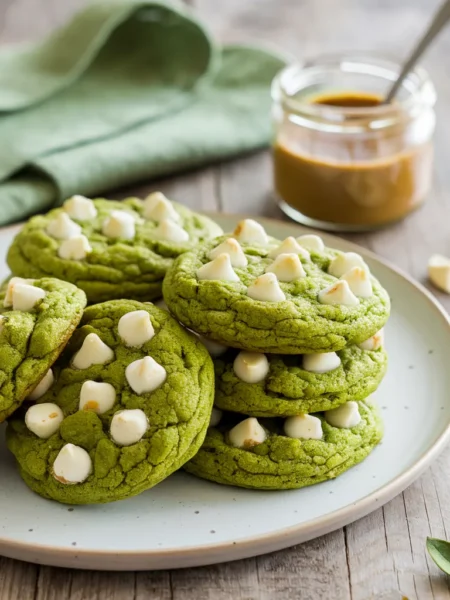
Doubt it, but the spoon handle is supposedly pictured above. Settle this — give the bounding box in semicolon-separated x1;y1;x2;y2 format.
385;0;450;103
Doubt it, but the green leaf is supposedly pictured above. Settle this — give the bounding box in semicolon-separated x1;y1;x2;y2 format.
426;537;450;574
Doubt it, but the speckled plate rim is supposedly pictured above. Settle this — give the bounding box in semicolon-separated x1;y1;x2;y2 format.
0;214;449;571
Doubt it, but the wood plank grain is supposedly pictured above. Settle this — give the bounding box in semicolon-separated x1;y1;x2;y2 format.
0;558;37;600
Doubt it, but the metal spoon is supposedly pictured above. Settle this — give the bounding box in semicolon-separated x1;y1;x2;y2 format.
384;0;450;103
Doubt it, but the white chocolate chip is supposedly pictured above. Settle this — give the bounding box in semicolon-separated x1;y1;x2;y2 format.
46;213;82;240
118;310;155;347
110;409;148;446
58;234;92;260
269;237;310;260
12;284;46;311
102;210;135;240
247;272;286;302
53;443;92;484
3;277;34;308
142;192;180;222
209;407;222;428
284;414;323;440
28;369;55;401
72;333;114;370
302;352;341;373
233;351;269;383
358;328;384;351
428;254;450;293
328;252;368;278
265;253;306;282
125;356;167;394
233;219;268;245
340;266;372;298
318;280;359;307
197;254;240;282
325;401;361;428
209;238;248;267
195;334;228;356
296;235;325;253
151;219;189;243
63;195;97;221
79;381;116;414
25;402;63;439
228;417;267;449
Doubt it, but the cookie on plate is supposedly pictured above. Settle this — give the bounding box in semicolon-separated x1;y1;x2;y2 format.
185;400;383;490
7;193;223;304
163;222;390;353
0;276;86;422
214;339;387;417
7;300;214;504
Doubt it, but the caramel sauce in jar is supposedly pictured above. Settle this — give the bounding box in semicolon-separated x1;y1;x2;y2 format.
272;58;436;231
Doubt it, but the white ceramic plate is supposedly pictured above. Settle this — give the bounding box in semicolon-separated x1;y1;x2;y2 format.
0;215;449;571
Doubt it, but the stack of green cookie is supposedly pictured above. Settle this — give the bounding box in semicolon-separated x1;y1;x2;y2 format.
4;193;220;504
162;220;390;490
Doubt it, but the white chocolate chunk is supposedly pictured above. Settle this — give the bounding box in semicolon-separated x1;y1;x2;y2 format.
63;195;97;221
72;333;114;370
3;277;34;308
247;273;286;302
125;356;167;394
318;280;359;307
143;192;180;222
53;443;92;484
209;407;223;428
110;409;148;446
325;401;361;428
196;334;228;357
151;219;189;243
358;328;384;351
296;234;325;253
102;210;135;240
118;310;155;347
269;237;310;260
58;234;92;260
79;381;116;414
265;253;306;282
328;252;368;278
228;417;267;449
12;283;46;311
209;238;248;267
28;369;54;401
233;351;269;383
25;402;63;439
340;266;372;298
46;212;82;240
233;219;268;245
197;254;240;282
284;414;323;440
302;352;341;373
428;254;450;293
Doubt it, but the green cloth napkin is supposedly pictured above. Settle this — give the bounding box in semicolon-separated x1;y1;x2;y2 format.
0;0;286;225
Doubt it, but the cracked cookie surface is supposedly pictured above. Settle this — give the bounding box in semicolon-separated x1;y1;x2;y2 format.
6;300;214;504
163;234;390;354
0;277;86;422
185;401;383;490
214;346;387;416
7;198;222;303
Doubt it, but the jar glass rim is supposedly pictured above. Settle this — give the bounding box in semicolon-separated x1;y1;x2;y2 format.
272;52;436;128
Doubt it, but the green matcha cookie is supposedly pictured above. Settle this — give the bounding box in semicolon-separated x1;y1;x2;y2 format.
163;224;390;354
185;400;383;490
214;344;387;417
7;193;223;304
0;277;86;422
7;299;214;504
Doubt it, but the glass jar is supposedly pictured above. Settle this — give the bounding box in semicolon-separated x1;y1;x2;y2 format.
271;54;436;231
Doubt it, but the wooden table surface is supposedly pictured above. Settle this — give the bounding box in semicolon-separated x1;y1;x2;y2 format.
1;0;450;598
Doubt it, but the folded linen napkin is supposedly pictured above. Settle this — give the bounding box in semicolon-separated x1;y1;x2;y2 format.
0;0;286;225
